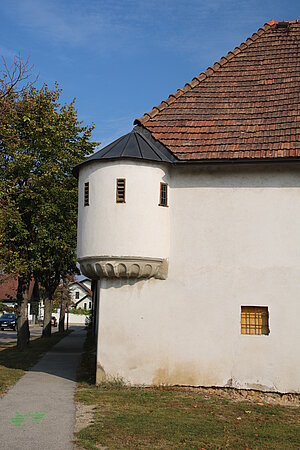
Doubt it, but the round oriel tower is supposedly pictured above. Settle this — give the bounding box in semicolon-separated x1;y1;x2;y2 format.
74;127;175;281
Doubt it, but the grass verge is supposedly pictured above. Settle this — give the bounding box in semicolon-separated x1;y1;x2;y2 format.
0;329;71;395
75;332;300;449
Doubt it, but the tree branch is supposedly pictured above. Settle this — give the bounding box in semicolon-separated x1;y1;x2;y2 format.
0;52;39;100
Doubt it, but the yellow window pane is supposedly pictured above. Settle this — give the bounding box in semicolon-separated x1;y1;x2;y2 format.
241;306;269;335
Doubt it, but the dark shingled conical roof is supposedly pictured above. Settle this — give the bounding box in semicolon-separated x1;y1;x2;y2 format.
73;126;177;176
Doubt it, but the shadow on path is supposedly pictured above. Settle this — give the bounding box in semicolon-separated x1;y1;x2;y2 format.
0;326;87;450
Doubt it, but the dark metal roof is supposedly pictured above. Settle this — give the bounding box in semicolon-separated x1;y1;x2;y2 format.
73;126;177;176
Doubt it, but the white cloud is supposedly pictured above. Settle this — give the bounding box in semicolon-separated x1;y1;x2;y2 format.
0;0;274;58
2;0;97;45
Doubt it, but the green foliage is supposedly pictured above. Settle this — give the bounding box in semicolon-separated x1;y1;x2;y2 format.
0;302;15;313
52;280;73;309
0;83;98;294
69;307;90;316
30;300;39;317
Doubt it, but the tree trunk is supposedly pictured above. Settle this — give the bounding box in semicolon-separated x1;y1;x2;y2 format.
59;283;66;333
42;296;52;338
16;275;30;350
59;300;66;332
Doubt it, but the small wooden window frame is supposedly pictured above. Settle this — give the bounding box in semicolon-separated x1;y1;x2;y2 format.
241;306;270;335
84;182;89;206
159;182;168;207
116;178;126;203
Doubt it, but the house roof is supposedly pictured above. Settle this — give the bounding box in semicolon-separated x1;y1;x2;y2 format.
0;275;37;302
134;20;300;162
73;126;176;175
0;275;17;302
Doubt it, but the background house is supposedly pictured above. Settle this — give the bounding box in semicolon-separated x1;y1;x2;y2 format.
0;274;40;321
69;278;92;310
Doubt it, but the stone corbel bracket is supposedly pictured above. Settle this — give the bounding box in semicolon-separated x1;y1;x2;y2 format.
78;256;168;280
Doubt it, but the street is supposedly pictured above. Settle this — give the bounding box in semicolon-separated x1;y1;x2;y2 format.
0;326;43;347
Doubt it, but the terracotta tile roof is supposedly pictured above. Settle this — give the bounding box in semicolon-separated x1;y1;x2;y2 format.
134;20;300;161
0;275;17;302
0;275;36;302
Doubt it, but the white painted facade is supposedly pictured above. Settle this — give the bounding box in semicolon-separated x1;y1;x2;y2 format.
77;159;300;393
77;161;170;261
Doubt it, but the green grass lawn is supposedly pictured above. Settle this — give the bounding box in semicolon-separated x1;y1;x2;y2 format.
75;334;300;450
0;329;70;395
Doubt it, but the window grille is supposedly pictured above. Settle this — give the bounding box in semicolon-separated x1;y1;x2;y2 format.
241;306;269;335
116;178;126;203
159;183;168;207
75;291;79;299
84;182;89;206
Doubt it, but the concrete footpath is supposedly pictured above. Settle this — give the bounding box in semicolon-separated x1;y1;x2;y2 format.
0;326;87;450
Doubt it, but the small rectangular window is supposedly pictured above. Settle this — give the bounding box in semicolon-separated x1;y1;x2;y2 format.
241;306;269;335
159;183;168;207
75;291;79;299
89;301;92;309
84;303;87;310
84;182;89;206
116;178;126;203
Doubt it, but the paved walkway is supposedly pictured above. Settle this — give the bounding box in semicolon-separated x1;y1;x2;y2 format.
0;326;86;450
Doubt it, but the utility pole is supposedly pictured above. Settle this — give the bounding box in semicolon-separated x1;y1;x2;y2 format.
66;302;69;331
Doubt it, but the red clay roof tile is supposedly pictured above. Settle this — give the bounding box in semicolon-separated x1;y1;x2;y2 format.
0;275;36;302
135;20;300;161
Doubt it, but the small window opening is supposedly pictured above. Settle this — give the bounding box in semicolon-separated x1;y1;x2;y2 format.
75;291;79;299
241;306;269;335
84;182;89;206
159;183;168;207
89;301;92;309
116;178;126;203
84;303;87;310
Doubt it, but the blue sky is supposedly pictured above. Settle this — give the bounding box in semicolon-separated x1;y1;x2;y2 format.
0;0;298;149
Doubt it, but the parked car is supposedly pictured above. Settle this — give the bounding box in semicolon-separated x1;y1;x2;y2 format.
0;313;17;331
51;316;57;327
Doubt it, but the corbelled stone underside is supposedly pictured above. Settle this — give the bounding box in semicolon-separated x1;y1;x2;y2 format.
78;256;168;280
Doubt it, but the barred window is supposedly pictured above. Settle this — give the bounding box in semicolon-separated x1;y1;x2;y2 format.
159;183;168;207
116;178;126;203
84;182;89;206
241;306;269;335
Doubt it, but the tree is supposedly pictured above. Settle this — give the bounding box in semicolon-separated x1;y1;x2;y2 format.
0;83;97;348
53;276;73;333
0;53;38;101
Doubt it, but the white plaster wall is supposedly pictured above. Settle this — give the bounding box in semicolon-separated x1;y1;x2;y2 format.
52;312;87;324
96;163;300;393
77;160;170;260
69;284;88;302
